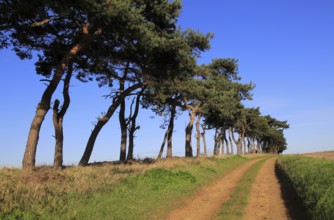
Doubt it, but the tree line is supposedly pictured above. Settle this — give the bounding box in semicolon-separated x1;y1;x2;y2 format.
0;0;289;169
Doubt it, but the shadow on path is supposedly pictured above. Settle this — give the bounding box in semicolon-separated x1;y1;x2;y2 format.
275;163;311;220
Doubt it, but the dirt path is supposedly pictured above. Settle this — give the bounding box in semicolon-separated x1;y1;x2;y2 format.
164;158;263;220
243;157;290;220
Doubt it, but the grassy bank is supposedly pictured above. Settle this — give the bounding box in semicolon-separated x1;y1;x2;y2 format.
276;156;334;220
0;156;257;220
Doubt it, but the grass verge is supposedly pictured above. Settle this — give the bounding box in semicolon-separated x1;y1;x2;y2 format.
276;155;334;220
0;155;259;220
217;157;269;219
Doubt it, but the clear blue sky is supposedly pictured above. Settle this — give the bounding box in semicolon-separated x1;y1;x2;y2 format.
1;0;334;167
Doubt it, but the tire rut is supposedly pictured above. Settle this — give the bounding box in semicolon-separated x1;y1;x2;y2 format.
164;158;265;220
243;157;290;220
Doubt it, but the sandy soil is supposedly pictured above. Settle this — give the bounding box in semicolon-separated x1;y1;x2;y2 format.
243;157;290;220
164;158;263;220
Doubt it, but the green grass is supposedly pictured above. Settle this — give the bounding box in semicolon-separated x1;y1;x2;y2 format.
0;155;260;220
217;157;269;219
276;156;334;220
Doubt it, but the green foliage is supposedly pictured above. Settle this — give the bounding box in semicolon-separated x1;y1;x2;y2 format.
141;168;196;191
277;156;334;220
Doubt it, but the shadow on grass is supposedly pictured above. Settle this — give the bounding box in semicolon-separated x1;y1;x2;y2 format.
275;163;311;220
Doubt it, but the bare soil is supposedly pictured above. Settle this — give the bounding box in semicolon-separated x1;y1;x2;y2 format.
164;156;310;220
243;157;290;220
164;158;263;220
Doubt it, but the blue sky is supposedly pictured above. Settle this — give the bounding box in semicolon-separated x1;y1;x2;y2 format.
1;0;334;167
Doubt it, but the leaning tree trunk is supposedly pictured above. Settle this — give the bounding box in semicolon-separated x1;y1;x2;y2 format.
200;124;207;156
195;114;201;157
127;90;143;161
22;26;93;169
157;128;169;159
23;62;67;169
79;83;142;166
52;64;72;168
157;102;176;159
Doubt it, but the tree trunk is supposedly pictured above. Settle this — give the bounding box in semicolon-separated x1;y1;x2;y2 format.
228;127;234;155
213;128;219;155
157;128;168;159
157;102;176;159
52;100;63;168
223;129;229;155
79;83;142;166
231;128;243;155
22;27;91;169
119;99;127;161
221;130;225;156
195;114;201;157
243;138;247;155
217;135;221;156
200;124;207;156
166;103;176;158
185;113;195;157
247;138;251;154
127;90;143;161
184;102;200;157
52;64;72;168
23;65;66;168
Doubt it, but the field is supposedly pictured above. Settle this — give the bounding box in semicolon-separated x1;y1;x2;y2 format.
0;152;333;219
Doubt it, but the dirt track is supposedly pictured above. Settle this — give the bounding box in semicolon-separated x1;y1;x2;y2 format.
243;157;290;219
164;157;295;220
164;158;262;220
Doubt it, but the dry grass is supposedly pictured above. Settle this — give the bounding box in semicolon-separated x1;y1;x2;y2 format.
0;155;260;219
0;157;219;211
